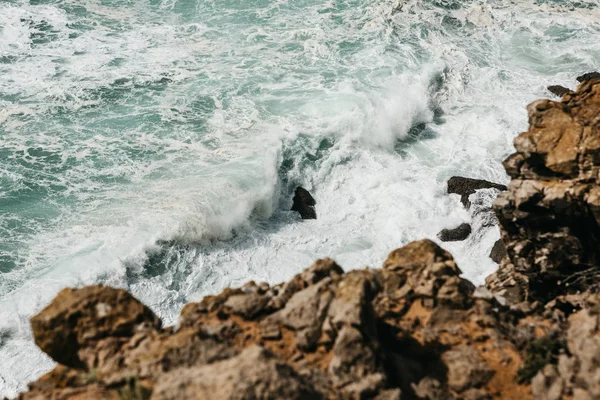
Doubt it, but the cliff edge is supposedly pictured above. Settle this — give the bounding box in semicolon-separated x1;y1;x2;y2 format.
14;78;600;400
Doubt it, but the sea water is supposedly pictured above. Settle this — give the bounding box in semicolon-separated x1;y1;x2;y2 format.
1;0;599;396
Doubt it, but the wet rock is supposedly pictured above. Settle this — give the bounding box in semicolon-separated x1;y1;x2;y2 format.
152;345;323;400
547;85;572;97
291;186;316;219
437;223;472;242
489;239;506;263
447;176;507;208
576;71;600;83
30;285;161;369
490;79;600;304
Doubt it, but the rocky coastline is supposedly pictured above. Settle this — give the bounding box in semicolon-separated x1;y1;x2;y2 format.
11;78;600;400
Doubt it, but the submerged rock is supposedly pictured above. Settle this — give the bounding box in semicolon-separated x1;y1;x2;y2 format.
447;176;507;208
291;186;316;219
547;85;572;97
437;223;472;242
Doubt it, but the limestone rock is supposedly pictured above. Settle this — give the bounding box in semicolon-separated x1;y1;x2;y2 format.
30;285;161;369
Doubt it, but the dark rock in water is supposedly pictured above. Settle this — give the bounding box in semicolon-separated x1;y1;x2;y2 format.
437;223;472;242
291;187;316;219
447;176;507;208
576;71;600;83
489;239;506;263
547;85;572;97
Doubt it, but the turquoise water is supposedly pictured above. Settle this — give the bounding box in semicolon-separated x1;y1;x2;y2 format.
1;0;599;396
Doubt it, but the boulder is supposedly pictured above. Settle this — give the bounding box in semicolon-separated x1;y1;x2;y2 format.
576;71;600;83
489;239;506;263
437;223;472;242
291;186;317;219
547;85;572;97
30;285;161;369
447;176;507;208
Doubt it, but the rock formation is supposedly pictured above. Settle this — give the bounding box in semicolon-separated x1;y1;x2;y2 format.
547;85;572;98
447;176;507;208
576;71;600;83
489;239;506;264
13;78;600;400
291;186;317;219
437;222;471;242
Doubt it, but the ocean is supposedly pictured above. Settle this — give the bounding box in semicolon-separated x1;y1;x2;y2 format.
0;0;599;396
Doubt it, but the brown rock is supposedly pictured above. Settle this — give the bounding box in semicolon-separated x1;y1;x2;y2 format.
30;285;161;369
441;345;494;393
152;345;322;400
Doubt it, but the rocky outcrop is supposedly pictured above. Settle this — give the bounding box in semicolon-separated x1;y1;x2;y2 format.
489;77;600;305
576;71;600;83
19;240;532;400
547;85;572;98
15;78;600;400
291;186;317;219
447;176;507;208
437;223;471;241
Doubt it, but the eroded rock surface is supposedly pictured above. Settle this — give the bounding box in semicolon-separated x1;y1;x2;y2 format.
490;77;600;305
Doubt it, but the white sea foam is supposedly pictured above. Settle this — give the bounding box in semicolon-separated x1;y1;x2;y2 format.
1;0;599;397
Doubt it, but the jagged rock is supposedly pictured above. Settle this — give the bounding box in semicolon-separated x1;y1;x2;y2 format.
447;176;507;208
269;277;335;350
152;345;323;400
326;271;385;397
437;223;472;242
291;186;316;219
489;239;506;263
547;85;572;97
30;285;161;369
576;71;600;83
490;79;600;304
